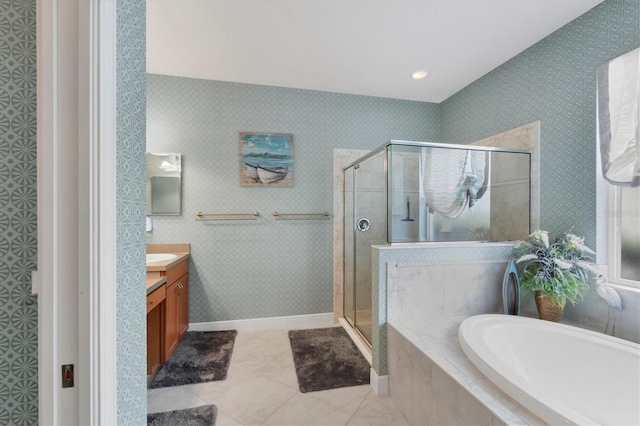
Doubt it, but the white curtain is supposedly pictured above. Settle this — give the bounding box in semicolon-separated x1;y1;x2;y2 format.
420;148;487;219
597;46;640;187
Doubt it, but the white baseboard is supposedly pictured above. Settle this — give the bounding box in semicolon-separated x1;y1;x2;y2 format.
189;312;334;332
370;368;389;396
338;318;372;365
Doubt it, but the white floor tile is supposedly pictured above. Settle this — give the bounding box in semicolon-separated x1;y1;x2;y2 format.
213;374;298;425
182;381;229;403
265;393;353;425
307;384;371;414
231;330;293;372
147;326;413;425
147;386;207;414
216;409;243;426
256;350;300;390
347;391;409;426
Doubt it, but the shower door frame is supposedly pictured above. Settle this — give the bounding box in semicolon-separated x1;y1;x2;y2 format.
343;147;389;348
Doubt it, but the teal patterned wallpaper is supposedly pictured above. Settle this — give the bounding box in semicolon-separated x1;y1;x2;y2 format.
0;0;38;424
147;74;441;322
146;0;639;327
441;0;640;247
116;0;147;424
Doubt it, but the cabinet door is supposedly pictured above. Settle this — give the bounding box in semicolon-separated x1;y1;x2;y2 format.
178;273;189;337
164;281;180;361
147;285;166;373
147;306;163;374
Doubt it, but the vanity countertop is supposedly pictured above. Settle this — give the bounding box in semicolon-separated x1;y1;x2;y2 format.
146;252;190;272
146;276;167;295
146;243;191;272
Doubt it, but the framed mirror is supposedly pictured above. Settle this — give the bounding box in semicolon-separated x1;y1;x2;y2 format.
146;152;182;215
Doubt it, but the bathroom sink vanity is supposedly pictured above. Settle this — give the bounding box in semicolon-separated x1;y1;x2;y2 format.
146;244;190;374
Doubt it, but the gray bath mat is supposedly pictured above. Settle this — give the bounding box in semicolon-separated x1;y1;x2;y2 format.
288;327;370;393
150;330;237;388
147;404;218;426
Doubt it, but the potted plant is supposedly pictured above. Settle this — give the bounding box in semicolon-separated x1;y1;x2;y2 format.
513;230;596;322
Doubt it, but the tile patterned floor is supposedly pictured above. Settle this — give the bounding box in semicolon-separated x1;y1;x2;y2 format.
147;328;409;425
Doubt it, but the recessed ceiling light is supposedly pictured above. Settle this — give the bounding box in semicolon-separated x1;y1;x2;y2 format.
412;70;428;80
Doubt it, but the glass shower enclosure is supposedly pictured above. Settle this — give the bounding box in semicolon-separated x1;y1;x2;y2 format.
343;141;531;345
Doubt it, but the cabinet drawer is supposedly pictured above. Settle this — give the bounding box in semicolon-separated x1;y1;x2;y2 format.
146;284;166;314
165;258;189;284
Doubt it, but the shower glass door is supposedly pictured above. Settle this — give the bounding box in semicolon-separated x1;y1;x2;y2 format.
351;150;387;344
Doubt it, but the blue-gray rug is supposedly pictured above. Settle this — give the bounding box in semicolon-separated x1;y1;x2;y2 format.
151;330;237;388
289;327;370;393
147;404;217;426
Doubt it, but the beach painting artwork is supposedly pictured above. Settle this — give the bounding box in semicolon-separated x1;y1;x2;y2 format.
239;132;293;187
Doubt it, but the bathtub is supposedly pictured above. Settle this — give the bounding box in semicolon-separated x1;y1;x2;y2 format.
458;314;640;425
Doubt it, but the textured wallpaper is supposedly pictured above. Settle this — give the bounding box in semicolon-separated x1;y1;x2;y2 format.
0;0;38;424
147;74;441;322
116;0;147;424
145;0;640;327
441;0;640;247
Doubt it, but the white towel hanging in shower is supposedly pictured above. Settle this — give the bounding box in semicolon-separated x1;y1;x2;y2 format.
421;149;486;219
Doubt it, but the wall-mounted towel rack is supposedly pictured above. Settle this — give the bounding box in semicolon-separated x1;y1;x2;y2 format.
195;211;260;221
272;212;330;220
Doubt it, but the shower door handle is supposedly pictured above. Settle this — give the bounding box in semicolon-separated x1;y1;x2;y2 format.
357;218;371;232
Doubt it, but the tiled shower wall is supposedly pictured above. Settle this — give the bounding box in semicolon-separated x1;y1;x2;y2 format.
0;0;38;424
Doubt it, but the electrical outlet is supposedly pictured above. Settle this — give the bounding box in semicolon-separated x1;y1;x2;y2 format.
62;364;74;388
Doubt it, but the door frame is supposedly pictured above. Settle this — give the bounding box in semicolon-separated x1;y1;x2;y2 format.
36;0;118;423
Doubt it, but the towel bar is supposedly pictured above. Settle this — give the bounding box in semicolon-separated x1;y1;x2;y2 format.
195;211;260;221
272;212;330;220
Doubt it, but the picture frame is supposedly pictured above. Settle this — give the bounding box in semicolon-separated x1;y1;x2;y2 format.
239;132;293;187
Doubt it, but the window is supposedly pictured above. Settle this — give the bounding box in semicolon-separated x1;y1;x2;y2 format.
608;185;640;287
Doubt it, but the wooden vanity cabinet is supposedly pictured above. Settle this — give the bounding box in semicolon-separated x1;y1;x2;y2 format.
163;258;189;362
146;285;166;375
177;273;189;337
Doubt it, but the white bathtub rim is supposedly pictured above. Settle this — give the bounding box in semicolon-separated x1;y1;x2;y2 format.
458;314;640;426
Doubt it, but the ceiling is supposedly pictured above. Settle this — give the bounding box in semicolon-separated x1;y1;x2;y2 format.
146;0;603;103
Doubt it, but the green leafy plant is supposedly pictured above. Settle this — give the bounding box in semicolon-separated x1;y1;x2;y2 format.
514;230;596;307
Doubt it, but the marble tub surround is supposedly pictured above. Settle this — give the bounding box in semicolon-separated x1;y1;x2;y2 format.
370;243;515;377
384;249;636;424
146;243;191;272
384;248;547;424
387;258;509;327
388;324;544;426
389;314;638;425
